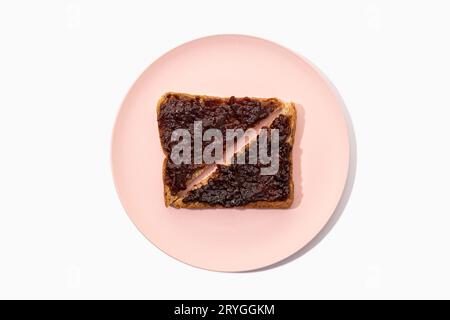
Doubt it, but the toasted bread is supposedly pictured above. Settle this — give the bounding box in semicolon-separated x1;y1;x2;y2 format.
157;92;296;208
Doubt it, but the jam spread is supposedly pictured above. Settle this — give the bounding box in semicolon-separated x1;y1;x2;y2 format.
183;115;292;207
157;94;280;195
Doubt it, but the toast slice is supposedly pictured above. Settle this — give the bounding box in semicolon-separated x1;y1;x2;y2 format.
172;103;296;208
156;92;296;208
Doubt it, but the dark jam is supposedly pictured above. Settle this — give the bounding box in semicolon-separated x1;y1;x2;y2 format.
157;94;279;195
183;115;292;207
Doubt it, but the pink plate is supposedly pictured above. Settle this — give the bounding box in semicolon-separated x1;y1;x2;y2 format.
111;35;350;272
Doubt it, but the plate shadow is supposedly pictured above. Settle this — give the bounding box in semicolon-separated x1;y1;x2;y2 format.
241;67;357;273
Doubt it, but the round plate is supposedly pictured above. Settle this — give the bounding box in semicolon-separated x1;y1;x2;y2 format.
112;34;350;272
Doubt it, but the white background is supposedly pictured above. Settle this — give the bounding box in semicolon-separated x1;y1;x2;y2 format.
1;0;449;299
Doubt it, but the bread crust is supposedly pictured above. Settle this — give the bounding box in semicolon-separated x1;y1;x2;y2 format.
157;92;296;209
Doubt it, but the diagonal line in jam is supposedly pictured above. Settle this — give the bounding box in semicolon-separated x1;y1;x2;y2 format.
170;107;283;203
